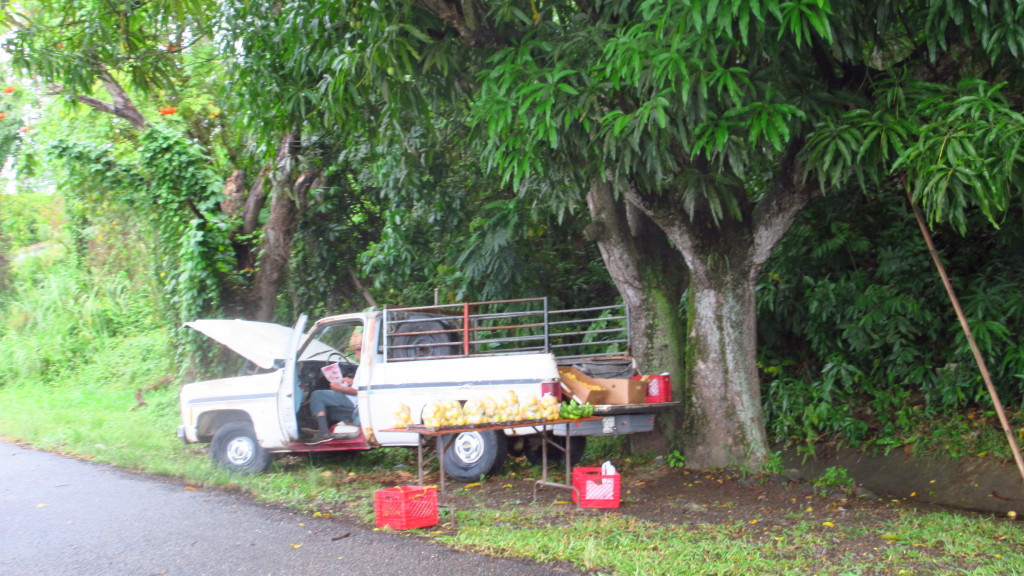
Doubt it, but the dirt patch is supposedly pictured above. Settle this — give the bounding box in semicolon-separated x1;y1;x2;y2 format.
391;452;1022;575
417;447;1024;523
781;448;1024;515
434;460;904;530
313;444;1024;576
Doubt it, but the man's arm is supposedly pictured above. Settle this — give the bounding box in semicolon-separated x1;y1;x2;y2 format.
329;378;358;395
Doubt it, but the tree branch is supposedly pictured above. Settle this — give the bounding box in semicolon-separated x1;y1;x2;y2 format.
412;0;515;47
348;265;378;308
750;141;820;269
242;168;270;236
622;181;700;271
48;66;148;130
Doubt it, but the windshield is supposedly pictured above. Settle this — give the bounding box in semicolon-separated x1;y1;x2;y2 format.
299;321;363;361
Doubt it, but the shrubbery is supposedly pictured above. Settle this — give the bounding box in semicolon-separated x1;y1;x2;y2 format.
759;191;1024;458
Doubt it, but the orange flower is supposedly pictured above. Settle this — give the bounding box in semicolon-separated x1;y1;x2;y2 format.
2;86;14;94
158;106;178;115
0;112;6;120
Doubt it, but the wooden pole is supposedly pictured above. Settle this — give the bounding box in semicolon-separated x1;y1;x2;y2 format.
906;192;1024;486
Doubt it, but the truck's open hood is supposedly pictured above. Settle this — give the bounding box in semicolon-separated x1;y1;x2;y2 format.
185;319;333;370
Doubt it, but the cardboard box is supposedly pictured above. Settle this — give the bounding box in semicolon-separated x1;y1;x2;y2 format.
559;367;645;405
559;367;607;405
601;377;646;405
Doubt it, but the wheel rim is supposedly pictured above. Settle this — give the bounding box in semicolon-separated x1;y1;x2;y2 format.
452;431;484;465
409;335;435;356
225;436;256;466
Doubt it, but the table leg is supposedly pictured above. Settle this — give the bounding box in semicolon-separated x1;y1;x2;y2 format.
564;431;572;485
435;434;456;528
416;438;424;486
532;427;579;505
436;435;447;506
541;428;549;483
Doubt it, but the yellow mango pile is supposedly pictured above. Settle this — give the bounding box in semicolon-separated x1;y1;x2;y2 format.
421;399;464;428
559;369;602;390
391;390;562;429
393;403;412;428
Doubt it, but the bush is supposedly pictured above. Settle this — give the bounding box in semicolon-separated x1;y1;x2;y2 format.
759;192;1024;459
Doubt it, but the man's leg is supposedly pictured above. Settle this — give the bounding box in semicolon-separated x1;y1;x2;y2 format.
309;391;333;439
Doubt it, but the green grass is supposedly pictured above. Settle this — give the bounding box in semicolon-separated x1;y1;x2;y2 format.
440;506;1023;575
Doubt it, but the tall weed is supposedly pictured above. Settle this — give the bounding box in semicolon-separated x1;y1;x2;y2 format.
0;245;184;469
0;246;164;384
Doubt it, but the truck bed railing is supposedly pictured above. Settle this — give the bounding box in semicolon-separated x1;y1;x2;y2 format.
382;297;629;362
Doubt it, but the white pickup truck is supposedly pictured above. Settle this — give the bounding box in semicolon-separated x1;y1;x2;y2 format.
178;298;671;480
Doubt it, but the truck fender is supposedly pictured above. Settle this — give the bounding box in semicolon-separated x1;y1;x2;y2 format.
196;409;253;443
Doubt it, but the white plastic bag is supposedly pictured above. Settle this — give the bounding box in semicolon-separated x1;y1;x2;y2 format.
320;362;343;384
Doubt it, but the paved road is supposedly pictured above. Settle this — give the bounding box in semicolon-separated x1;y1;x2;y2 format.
0;442;576;576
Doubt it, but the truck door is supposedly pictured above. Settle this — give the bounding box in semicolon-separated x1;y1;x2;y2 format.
277;314;308;441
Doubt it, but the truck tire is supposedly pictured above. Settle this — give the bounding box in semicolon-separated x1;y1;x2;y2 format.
524;435;586;467
390;314;458;359
442;430;507;482
211;421;272;474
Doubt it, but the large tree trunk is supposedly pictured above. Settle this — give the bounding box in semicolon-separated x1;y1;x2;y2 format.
251;191;297;321
250;131;300;321
250;140;322;321
625;151;817;471
680;219;768;470
586;179;687;453
222;133;324;321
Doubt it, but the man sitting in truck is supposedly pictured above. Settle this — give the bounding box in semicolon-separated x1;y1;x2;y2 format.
307;330;362;444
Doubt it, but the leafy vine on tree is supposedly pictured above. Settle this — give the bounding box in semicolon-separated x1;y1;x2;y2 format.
49;126;231;325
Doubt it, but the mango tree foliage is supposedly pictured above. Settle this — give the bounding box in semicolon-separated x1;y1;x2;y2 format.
218;0;611;313
760;192;1024;456
3;0;215;127
237;0;1024;470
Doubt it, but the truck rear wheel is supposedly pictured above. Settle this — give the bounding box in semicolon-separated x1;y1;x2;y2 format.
211;421;272;474
442;430;507;482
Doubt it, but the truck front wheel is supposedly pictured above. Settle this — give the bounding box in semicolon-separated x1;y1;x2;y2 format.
211;421;272;474
442;430;507;482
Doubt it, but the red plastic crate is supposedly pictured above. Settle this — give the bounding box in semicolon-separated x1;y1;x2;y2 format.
571;467;621;509
374;486;439;530
633;374;672;403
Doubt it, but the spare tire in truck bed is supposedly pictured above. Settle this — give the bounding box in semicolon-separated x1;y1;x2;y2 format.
389;313;459;359
567;358;636;379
